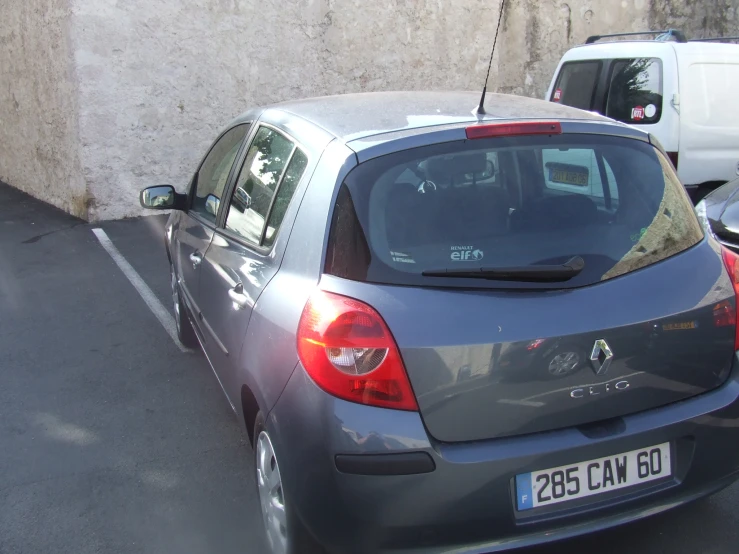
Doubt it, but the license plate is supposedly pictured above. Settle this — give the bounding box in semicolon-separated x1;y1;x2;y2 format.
550;168;589;186
516;442;671;511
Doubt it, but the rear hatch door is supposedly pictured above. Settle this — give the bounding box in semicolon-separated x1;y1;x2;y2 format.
324;128;735;442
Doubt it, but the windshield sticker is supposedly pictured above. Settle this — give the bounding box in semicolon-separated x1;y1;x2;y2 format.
391;251;416;264
553;88;562;102
631;106;645;121
644;104;657;118
450;246;484;262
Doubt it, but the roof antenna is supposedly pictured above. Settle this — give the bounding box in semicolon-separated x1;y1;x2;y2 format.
476;0;507;116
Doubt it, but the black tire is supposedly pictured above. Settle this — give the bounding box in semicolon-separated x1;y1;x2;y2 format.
170;265;199;349
253;414;325;554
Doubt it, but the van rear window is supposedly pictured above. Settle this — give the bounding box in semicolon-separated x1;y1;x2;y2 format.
605;58;663;124
325;134;702;290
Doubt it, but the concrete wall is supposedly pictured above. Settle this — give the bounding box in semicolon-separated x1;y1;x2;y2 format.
2;0;738;220
70;0;499;220
0;0;87;218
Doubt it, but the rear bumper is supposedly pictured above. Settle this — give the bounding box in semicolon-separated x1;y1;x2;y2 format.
268;360;739;554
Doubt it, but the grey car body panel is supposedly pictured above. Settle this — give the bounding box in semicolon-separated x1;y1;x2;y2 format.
319;239;735;443
270;357;739;554
234;140;358;414
197;110;335;408
270;91;609;143
157;91;739;553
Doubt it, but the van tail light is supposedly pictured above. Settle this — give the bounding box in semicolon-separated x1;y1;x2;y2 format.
667;151;679;169
466;121;562;139
720;247;739;350
297;290;418;411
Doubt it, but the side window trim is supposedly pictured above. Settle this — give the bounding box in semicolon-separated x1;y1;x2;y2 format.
188;122;251;225
218;122;311;254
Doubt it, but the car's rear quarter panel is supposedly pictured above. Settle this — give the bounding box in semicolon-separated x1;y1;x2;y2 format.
237;139;358;416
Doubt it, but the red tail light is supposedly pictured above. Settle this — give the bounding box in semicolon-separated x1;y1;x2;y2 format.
720;247;739;350
466;121;562;140
297;290;418;411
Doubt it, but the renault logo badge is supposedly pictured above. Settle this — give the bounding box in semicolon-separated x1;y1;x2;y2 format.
590;339;614;375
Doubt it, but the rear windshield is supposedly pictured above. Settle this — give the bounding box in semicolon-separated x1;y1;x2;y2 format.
325;134;702;290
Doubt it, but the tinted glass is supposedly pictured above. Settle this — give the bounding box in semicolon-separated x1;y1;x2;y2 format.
225;127;294;245
605;58;663;124
551;61;601;110
326;134;702;290
263;149;308;248
192;124;249;222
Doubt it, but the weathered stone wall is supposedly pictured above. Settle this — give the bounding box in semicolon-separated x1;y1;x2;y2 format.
70;0;499;220
0;0;87;218
2;0;737;220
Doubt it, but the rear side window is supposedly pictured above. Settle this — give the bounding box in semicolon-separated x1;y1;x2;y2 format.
605;58;663;124
550;61;601;110
325;134;702;290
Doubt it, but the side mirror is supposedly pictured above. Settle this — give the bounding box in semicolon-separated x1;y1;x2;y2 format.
140;185;186;211
205;194;220;217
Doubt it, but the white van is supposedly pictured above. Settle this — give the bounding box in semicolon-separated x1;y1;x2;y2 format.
545;31;739;200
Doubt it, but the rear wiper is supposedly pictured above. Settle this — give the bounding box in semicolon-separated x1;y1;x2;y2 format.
422;256;585;282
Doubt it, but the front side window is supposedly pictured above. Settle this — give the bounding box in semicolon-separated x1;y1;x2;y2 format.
326;134;702;290
605;58;663;124
192;124;249;223
225;126;296;246
550;61;601;110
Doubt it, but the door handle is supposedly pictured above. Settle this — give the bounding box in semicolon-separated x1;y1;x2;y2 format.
189;252;202;269
228;283;249;309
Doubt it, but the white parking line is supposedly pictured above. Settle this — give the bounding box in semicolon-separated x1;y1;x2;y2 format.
91;228;189;352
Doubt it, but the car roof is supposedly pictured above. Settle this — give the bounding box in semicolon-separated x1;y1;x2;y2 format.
232;91;611;144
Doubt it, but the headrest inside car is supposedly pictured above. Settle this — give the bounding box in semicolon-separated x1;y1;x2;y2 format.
426;153;488;184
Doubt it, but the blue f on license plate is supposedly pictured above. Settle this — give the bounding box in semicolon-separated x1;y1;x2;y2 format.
516;442;671;511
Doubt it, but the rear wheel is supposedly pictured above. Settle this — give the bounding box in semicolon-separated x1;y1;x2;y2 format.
254;417;324;554
171;265;198;348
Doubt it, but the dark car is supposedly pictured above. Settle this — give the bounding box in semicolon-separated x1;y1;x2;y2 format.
697;177;739;252
140;92;739;554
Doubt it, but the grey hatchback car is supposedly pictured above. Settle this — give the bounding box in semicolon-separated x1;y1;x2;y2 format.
140;92;739;554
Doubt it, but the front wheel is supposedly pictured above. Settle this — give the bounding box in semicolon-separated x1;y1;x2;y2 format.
171;265;198;348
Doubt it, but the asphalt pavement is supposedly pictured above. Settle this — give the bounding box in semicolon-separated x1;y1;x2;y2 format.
2;180;739;553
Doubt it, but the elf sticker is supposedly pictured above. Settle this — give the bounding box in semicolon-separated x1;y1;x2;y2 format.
450;246;484;262
631;106;645;121
553;89;562;102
